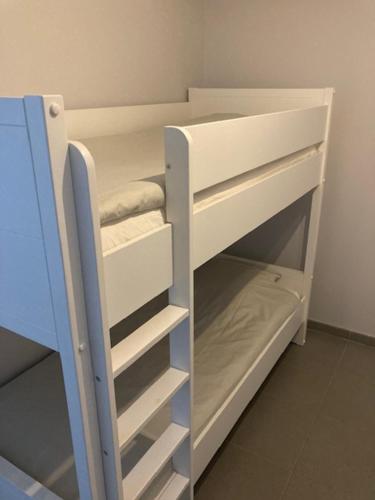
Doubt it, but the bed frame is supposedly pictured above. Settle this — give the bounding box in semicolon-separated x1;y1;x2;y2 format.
0;88;333;499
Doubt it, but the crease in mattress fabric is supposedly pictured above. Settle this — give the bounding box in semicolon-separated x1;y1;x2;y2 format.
192;257;299;436
113;257;300;439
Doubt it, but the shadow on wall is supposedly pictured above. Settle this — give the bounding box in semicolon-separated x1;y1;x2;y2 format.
227;192;312;270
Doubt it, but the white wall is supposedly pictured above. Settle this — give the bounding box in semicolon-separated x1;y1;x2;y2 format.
0;0;204;384
203;0;375;336
0;0;204;109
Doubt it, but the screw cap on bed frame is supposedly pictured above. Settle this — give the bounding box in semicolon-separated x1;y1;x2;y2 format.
49;102;61;117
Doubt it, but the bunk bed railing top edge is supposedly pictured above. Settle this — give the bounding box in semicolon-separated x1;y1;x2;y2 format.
189;87;335;100
65;101;191;140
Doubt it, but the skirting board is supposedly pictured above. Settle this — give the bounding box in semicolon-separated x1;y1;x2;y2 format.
308;320;375;346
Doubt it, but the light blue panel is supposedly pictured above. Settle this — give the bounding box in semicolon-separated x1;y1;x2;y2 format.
0;229;57;344
0;126;43;238
0;98;26;126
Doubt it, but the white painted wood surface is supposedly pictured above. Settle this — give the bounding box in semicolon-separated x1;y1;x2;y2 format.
155;472;190;500
66;102;191;139
194;153;322;268
111;305;189;377
122;423;189;500
69;140;124;500
0;456;61;500
294;88;335;345
185;106;327;193
189;87;330;117
25;96;107;500
103;225;173;327
165;127;194;498
117;368;189;451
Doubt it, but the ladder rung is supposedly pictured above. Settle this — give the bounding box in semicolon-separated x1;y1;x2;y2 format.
122;423;189;500
118;368;189;451
112;305;189;378
156;472;190;500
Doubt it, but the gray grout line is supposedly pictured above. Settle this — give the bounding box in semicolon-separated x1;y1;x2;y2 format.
278;338;349;500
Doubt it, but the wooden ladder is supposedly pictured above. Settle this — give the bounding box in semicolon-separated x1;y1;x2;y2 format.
69;125;194;500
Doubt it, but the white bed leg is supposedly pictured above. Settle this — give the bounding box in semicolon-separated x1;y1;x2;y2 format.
293;88;334;346
293;321;307;346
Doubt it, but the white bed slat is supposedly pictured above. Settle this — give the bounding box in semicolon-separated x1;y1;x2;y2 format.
194;153;322;269
184;105;327;193
111;305;189;378
117;368;189;451
103;225;173;327
122;423;189;500
155;472;189;500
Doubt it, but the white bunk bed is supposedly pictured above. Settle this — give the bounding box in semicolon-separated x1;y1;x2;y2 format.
0;88;333;500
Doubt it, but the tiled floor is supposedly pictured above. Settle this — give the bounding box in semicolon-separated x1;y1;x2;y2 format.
194;330;375;500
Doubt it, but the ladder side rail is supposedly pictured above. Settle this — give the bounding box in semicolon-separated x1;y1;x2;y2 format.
24;96;107;500
165;127;194;498
69;141;124;500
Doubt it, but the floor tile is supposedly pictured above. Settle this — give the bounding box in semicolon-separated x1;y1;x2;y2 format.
320;367;375;432
282;415;375;500
258;346;332;426
230;393;307;472
195;441;288;500
299;329;347;367
339;340;375;385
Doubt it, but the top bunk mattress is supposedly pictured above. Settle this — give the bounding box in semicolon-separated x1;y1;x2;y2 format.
81;113;319;253
80;113;244;226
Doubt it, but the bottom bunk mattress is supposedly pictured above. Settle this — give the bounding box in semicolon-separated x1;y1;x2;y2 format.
0;257;301;499
115;256;301;439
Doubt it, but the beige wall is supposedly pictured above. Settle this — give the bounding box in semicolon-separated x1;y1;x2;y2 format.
0;0;204;109
203;0;375;336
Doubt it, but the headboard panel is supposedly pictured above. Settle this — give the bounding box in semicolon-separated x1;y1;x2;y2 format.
0;98;57;348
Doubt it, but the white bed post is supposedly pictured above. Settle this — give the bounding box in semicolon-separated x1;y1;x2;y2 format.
294;88;334;345
23;96;107;500
165;127;194;499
